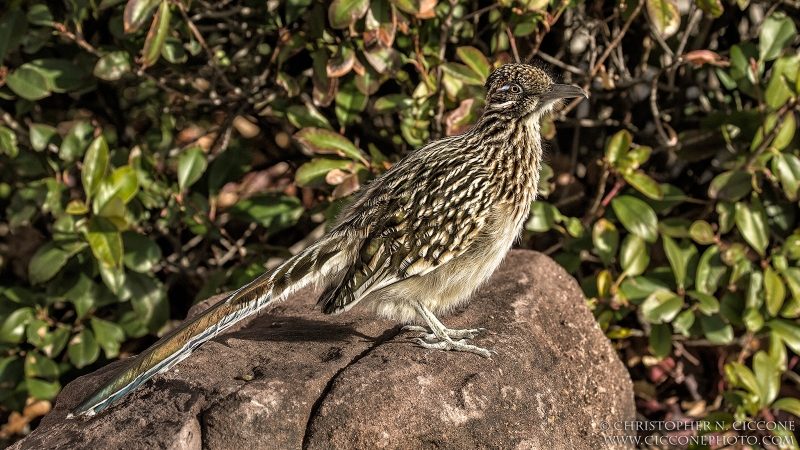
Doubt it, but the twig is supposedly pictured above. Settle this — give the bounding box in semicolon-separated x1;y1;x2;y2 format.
433;0;458;139
454;4;500;24
0;107;29;137
537;51;585;75
52;23;104;58
506;26;520;63
175;1;235;92
560;0;645;117
583;167;610;225
601;178;626;207
588;0;644;79
742;98;800;169
750;58;767;132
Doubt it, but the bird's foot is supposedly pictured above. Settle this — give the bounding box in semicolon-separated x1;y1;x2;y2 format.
401;325;485;340
413;337;496;358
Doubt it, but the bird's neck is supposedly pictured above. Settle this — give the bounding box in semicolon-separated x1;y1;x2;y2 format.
471;111;544;205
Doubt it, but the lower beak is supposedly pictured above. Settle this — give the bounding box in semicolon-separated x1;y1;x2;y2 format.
542;84;588;101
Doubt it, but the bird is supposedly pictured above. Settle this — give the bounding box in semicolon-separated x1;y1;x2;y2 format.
68;63;587;419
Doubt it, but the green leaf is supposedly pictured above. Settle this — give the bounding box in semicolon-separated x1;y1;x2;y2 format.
29;124;58;152
328;0;369;29
620;276;670;301
689;220;715;245
122;231;162;273
708;170;751;202
605;130;630;165
696;0;722;17
662;236;697;290
286;105;334;130
743;307;764;332
141;0;171;68
525;202;563;233
772;112;796;151
673;309;695;336
25;59;85;93
765;54;800;109
86;216;123;268
759;12;796;62
82;136;109;198
620;234;650;277
40;326;69;358
734;199;769;257
746;270;765;310
24;353;59;381
229;194;304;233
60;121;95;160
610;195;659;243
286;0;312;23
295;158;353;187
764;265;786;317
94;51;132;81
91;317;125;358
688;290;720;315
700;314;733;345
294;128;365;164
592;219;619;266
178;146;207;191
0;9;27;62
0;308;33;343
162;36;187;63
27;4;54;26
772;151;800;201
641;290;684;323
0;125;18;158
729;361;761;399
440;63;485;86
123;0;161;33
68;329;100;369
772;397;800;418
620;146;652;169
26;319;48;348
99;263;126;295
753;351;779;406
389;0;420;14
646;0;680;39
335;81;368;126
26;378;61;401
373;94;413;113
649;323;672;358
6;66;50;100
769;319;800;354
623;172;663;199
94;166;139;212
456;46;490;80
28;242;70;285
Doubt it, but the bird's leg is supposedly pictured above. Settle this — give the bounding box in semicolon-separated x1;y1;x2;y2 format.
403;301;495;358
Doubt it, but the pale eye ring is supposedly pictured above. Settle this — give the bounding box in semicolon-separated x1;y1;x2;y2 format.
509;84;523;94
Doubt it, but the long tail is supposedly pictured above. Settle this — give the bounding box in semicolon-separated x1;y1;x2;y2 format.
68;239;344;419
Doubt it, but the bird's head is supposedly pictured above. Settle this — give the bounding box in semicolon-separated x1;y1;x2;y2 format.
484;63;587;120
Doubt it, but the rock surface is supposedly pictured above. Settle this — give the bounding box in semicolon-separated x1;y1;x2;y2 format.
12;250;635;450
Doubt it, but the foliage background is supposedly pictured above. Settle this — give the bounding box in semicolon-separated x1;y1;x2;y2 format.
0;0;799;444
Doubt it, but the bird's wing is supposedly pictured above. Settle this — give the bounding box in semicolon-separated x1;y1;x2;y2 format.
318;148;494;314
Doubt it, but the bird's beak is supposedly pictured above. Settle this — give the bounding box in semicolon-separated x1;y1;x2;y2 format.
541;84;588;101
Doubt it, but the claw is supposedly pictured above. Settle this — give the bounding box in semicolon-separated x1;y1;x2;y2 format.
413;338;495;358
401;325;485;341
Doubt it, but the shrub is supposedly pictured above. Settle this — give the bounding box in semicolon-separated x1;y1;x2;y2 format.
0;0;798;442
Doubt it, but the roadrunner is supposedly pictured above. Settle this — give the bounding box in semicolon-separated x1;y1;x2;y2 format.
69;63;587;418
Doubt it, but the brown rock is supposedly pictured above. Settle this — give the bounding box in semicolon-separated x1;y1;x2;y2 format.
12;250;635;449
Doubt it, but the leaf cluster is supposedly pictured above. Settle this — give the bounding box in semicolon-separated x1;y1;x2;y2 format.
0;0;798;442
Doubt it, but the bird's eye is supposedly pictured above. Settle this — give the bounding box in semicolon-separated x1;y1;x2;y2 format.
509;84;523;94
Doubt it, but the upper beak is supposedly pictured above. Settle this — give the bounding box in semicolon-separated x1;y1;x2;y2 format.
541;84;588;101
